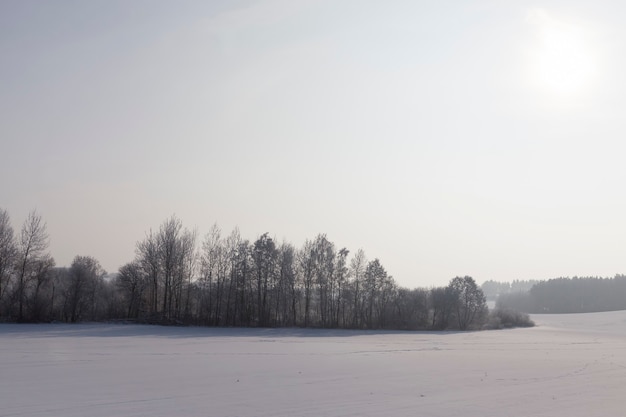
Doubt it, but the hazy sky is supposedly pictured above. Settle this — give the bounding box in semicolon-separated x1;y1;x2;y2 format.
2;0;626;287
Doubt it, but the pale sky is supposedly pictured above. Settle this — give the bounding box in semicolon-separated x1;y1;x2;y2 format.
2;0;626;287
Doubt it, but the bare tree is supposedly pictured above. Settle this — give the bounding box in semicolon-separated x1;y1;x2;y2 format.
48;267;68;321
136;229;161;314
176;228;197;319
276;241;297;326
64;256;104;322
0;209;17;314
138;215;198;320
224;228;243;326
15;211;52;321
376;273;396;328
227;233;253;326
117;261;146;318
392;288;429;330
429;286;456;330
29;255;55;321
312;234;335;327
253;233;277;326
298;239;316;327
448;276;487;330
363;259;387;329
199;224;221;324
157;215;183;318
333;247;349;327
348;249;367;328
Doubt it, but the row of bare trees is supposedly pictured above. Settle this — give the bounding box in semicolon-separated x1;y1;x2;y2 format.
116;216;487;330
0;209;487;330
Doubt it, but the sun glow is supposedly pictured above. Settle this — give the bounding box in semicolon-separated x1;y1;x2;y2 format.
527;10;596;96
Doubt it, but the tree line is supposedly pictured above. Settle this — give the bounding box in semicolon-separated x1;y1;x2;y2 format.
0;209;489;330
480;279;539;301
496;276;626;314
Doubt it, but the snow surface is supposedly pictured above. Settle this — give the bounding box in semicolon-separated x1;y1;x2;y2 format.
1;312;625;417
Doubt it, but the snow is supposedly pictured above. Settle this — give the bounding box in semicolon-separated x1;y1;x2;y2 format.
1;312;625;417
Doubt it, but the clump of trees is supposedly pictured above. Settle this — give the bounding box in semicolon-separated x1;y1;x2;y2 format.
0;208;491;330
0;209;114;322
114;216;488;330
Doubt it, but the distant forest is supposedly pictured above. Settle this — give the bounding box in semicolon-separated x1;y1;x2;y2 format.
494;276;626;314
480;280;539;300
0;209;493;330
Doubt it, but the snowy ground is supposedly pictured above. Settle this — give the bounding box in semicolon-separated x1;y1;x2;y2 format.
1;312;625;417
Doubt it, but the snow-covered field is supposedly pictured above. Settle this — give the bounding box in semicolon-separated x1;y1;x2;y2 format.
1;312;625;417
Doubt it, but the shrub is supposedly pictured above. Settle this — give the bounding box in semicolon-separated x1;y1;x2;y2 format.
484;308;534;329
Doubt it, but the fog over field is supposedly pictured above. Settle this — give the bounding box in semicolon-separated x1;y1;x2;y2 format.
1;311;625;417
